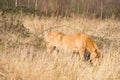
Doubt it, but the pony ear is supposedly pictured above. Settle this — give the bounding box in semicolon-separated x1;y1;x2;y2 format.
57;33;63;40
58;34;61;38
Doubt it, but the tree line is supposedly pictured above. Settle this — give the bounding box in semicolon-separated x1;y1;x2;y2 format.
0;0;120;18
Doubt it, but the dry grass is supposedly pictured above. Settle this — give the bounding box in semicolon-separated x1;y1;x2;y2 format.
0;14;120;80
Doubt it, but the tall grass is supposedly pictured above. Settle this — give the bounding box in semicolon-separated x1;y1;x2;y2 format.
0;14;120;80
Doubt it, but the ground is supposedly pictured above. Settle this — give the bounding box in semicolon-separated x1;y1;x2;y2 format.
0;14;120;80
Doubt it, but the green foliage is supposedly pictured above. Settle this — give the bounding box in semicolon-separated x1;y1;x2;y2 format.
0;0;120;19
0;6;38;15
33;36;46;50
91;35;112;49
0;16;31;38
113;7;120;19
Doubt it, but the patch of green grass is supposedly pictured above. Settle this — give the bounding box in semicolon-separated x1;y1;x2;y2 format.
91;35;112;49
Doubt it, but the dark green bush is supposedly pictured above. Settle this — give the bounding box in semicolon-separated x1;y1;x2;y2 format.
0;16;31;38
0;6;38;15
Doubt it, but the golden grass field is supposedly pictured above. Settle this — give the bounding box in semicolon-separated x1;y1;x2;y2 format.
0;13;120;80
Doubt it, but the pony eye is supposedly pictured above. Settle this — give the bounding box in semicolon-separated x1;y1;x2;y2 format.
95;49;97;52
